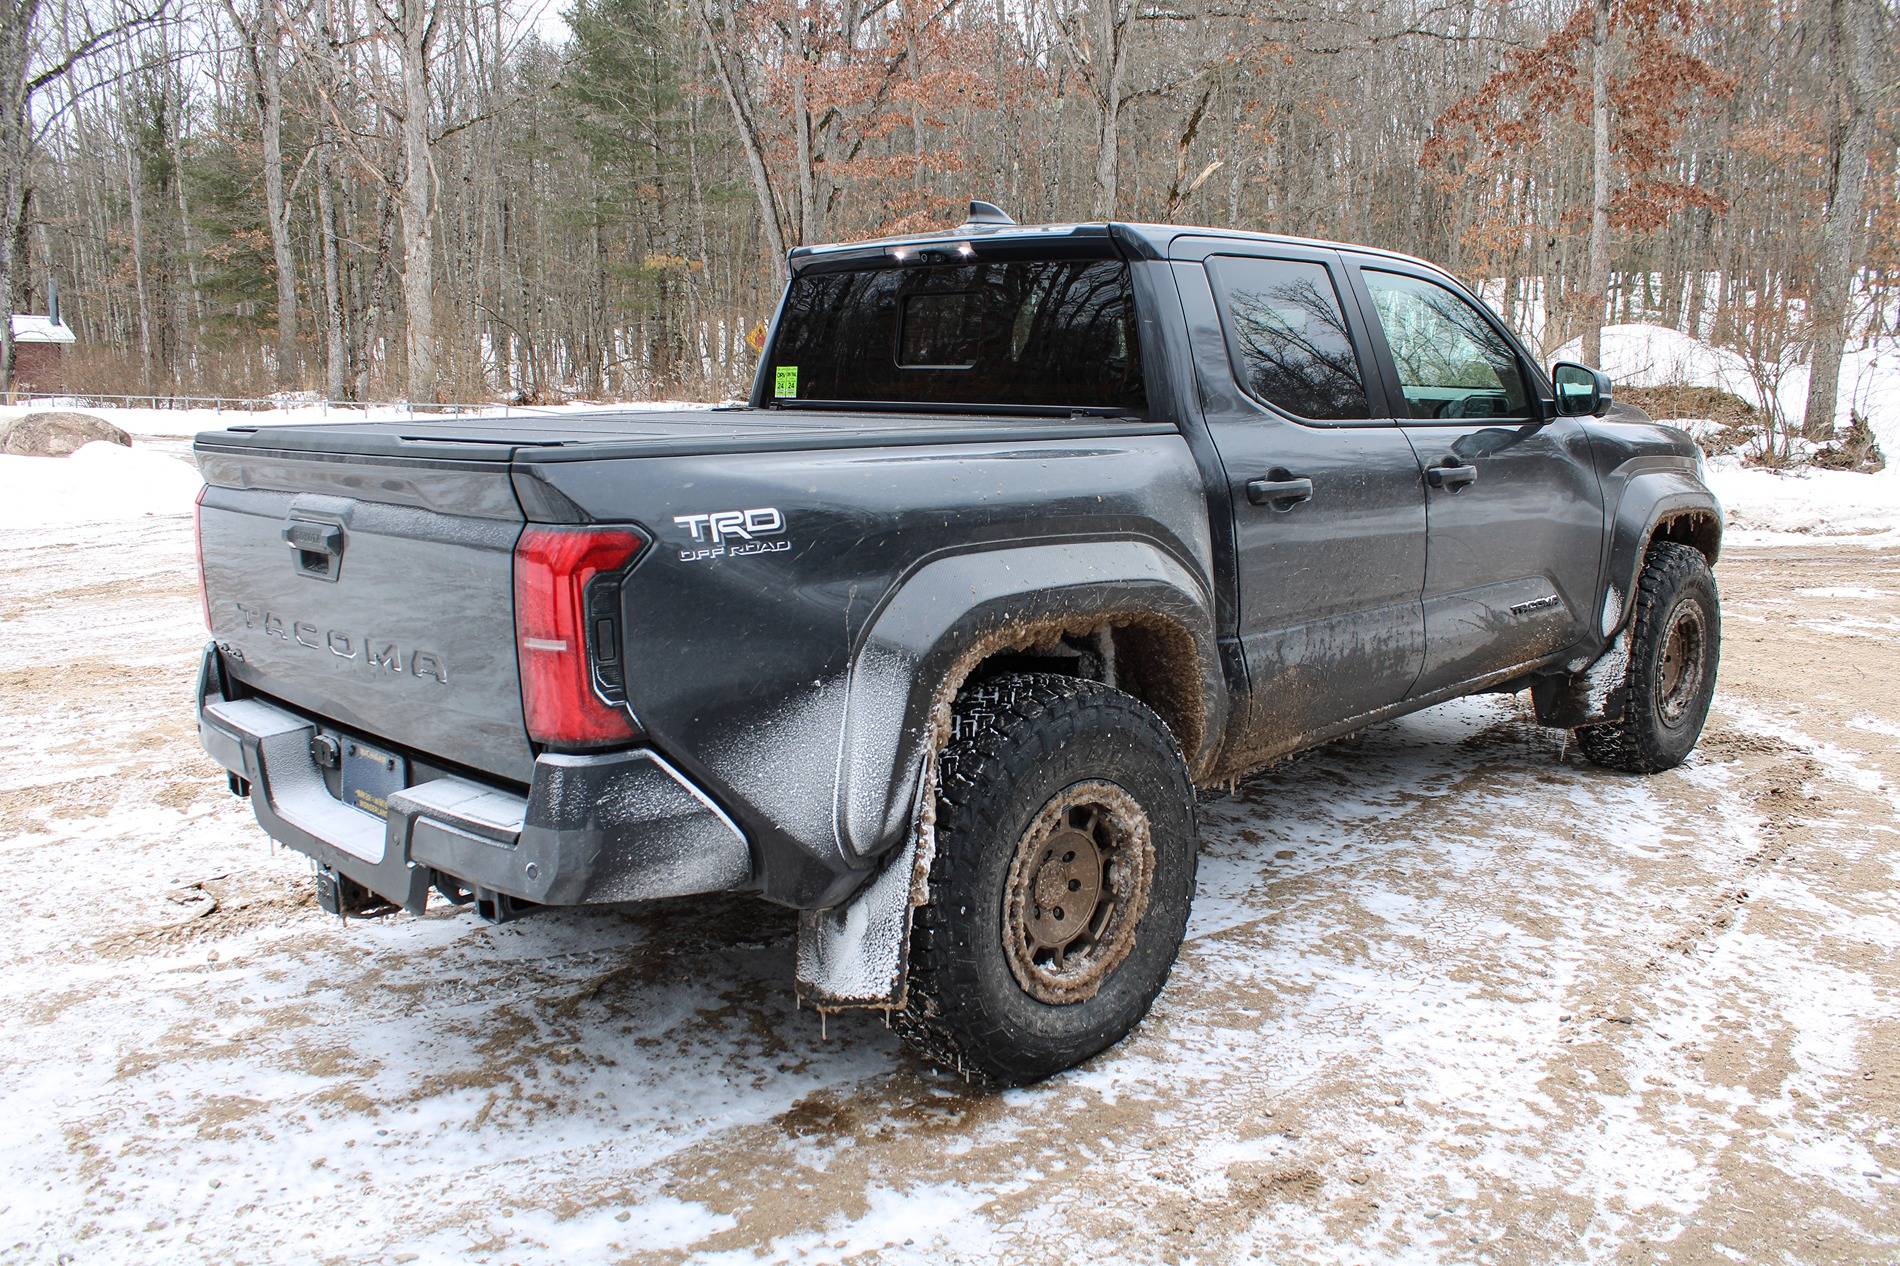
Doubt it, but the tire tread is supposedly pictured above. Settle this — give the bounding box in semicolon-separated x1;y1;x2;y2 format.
894;672;1194;1085
1578;540;1719;773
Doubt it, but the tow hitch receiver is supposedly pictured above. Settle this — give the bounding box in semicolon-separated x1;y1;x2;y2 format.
315;866;397;919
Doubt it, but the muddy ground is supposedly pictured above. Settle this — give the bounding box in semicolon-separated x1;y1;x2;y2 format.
1;517;1896;1265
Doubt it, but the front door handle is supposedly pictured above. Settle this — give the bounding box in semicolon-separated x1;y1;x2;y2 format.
1246;472;1314;510
1426;462;1478;492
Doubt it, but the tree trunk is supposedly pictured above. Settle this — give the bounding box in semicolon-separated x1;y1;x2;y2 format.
223;0;299;388
358;190;397;400
121;140;154;378
171;92;204;346
1091;0;1128;218
789;10;817;243
393;0;437;400
1582;0;1612;367
1801;0;1879;439
692;0;788;287
258;4;297;387
315;136;348;400
0;0;42;395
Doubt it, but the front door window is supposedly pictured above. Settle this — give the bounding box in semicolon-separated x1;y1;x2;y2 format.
1363;270;1534;421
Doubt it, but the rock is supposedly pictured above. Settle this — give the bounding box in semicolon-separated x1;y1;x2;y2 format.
0;410;132;456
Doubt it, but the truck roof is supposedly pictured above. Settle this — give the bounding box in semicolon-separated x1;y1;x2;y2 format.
787;219;1445;277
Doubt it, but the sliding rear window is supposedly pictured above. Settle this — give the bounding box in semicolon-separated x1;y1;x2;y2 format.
764;256;1146;412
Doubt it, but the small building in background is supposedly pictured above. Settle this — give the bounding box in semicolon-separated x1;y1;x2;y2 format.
10;280;75;391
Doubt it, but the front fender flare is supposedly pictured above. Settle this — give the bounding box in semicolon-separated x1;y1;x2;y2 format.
1600;465;1722;642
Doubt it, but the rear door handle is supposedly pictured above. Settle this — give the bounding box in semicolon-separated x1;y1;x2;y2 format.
1246;473;1314;510
1426;462;1478;491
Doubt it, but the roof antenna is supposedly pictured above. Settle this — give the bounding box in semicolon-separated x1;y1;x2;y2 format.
963;200;1014;227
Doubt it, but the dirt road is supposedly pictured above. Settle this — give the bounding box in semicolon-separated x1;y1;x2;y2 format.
1;516;1896;1265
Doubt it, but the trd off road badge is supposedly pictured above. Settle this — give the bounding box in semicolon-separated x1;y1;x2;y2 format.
673;507;790;562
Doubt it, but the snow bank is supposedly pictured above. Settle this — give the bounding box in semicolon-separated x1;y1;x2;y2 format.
0;398;717;532
1782;341;1900;452
1705;456;1900;544
1552;322;1900;449
0;441;202;528
1552;323;1765;407
1539;323;1900;542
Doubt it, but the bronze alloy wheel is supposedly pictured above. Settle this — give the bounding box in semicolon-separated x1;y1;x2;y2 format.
1003;779;1155;1005
1657;600;1708;724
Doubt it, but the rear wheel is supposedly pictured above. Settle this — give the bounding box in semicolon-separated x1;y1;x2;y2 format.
1579;541;1721;773
896;673;1197;1086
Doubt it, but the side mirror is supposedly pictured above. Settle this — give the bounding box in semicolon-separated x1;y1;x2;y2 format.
1551;361;1613;417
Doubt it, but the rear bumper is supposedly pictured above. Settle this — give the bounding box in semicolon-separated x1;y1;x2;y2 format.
195;644;754;913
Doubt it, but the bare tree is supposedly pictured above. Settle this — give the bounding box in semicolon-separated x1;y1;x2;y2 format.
381;0;439;400
1583;0;1612;366
1800;0;1887;438
0;0;166;391
221;0;299;387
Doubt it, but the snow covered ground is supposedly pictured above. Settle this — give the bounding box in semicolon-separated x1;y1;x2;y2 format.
1704;457;1900;544
0;395;716;441
1544;322;1900;544
0;391;1897;1263
1;508;1897;1264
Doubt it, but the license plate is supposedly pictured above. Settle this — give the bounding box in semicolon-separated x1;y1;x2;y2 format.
341;738;406;821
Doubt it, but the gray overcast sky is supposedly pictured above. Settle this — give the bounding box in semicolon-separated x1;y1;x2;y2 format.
528;0;570;45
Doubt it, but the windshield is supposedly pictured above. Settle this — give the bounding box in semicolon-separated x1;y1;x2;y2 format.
763;256;1146;413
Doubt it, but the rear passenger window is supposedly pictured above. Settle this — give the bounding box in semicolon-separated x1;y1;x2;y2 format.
1207;256;1370;421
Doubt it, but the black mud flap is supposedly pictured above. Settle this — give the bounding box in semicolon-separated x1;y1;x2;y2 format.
1531;628;1634;730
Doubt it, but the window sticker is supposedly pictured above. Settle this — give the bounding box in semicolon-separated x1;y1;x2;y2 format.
775;365;799;397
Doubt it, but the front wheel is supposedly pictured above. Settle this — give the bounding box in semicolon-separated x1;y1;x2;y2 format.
1579;541;1721;773
896;673;1198;1086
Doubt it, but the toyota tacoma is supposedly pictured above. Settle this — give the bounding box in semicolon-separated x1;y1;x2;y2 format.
193;205;1723;1085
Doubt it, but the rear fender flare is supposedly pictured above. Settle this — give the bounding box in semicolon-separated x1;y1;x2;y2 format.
833;538;1220;865
796;538;1221;1009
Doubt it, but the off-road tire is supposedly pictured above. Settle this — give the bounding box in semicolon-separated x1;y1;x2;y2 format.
895;673;1197;1086
1579;541;1720;773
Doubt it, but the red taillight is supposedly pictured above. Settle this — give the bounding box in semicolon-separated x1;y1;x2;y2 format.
514;525;644;745
194;483;211;630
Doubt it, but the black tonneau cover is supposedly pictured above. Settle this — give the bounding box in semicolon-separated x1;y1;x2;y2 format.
193;407;1174;464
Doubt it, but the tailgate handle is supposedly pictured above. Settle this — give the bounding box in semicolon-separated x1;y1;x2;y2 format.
283;519;344;580
284;521;343;555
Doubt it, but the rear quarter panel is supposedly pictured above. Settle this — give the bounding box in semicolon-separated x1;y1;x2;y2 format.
516;431;1218;908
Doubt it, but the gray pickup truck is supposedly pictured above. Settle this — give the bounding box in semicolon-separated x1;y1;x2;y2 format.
193;206;1722;1084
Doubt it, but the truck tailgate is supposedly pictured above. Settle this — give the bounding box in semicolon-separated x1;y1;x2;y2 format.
195;437;532;783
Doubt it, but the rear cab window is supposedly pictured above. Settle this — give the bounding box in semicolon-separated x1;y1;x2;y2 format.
763;254;1146;413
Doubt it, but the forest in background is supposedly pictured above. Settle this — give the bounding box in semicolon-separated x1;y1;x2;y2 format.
1;0;1894;433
